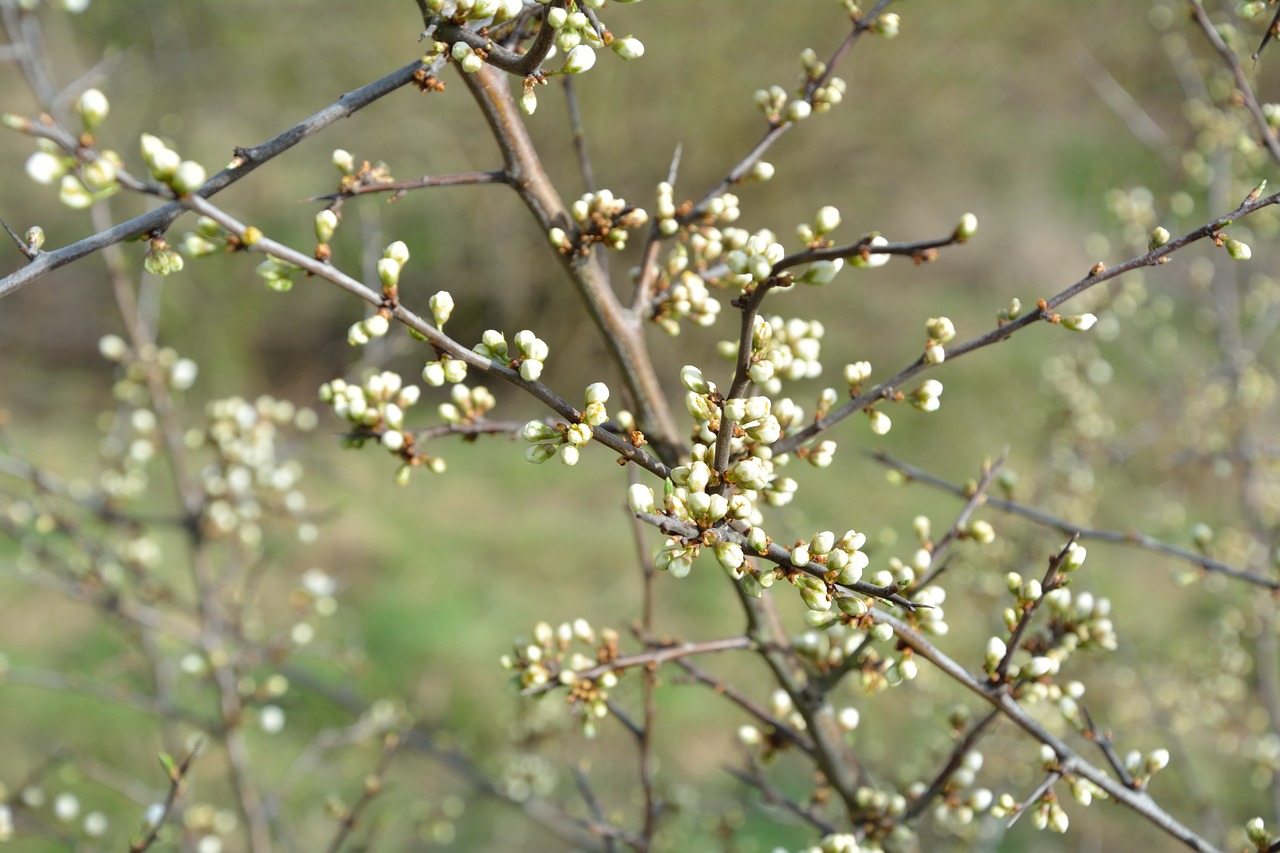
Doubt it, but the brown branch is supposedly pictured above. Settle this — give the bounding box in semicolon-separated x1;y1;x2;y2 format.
456;62;683;465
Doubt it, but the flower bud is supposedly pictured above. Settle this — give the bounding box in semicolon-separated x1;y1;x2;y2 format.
814;205;841;234
315;209;338;243
170;160;206;195
628;484;655;514
612;36;644;60
332;149;355;175
376;257;401;291
1061;313;1097;332
955;212;978;240
867;409;891;435
77;88;109;131
563;45;596;74
429;291;454;327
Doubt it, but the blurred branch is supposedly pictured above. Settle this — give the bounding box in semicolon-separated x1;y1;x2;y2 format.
1189;0;1280;165
323;732;401;853
130;744;200;853
870;450;1280;590
774;186;1280;457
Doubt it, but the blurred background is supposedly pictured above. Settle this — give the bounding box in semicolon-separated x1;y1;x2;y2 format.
2;1;1279;850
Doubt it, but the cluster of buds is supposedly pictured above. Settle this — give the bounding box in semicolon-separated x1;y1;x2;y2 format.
753;84;814;125
908;378;945;412
180;216;228;259
254;255;302;292
549;189;650;254
438;383;496;426
796;204;842;246
544;6;601;54
907;750;995;833
790;529;872;591
376;240;410;299
724;229;786;285
522;383;609;466
654;180;679;236
319;372;442;483
735;314;826;393
198;395;318;544
500;619;620;736
143;236;183;277
924;315;955;365
425;0;522;24
652;270;722;334
140;133;206;195
1030;796;1071;834
1122;747;1171;788
470;328;550;382
1038;586;1118;654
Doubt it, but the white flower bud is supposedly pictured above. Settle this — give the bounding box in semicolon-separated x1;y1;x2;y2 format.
1061;313;1097;332
612;36;644;60
563;44;596;74
77;88;109;130
628;484;655;514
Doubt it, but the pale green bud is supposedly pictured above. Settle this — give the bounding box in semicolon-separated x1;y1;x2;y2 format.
376;257;401;291
525;443;557;464
1061;313;1097;332
955;212;978;240
1226;239;1251;260
315;209;338;243
680;364;713;394
1148;226;1170;250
